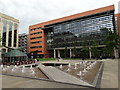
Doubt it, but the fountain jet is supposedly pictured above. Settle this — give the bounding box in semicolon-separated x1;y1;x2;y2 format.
60;64;62;69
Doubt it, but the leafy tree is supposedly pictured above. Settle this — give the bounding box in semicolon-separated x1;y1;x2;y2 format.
81;37;89;60
73;36;78;56
64;38;68;58
92;37;100;59
102;28;120;58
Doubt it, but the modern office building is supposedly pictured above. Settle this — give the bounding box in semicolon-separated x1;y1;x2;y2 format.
18;33;28;54
28;5;119;58
0;13;19;58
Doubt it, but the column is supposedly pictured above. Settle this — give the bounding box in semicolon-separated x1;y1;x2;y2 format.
6;20;9;47
54;49;56;58
89;47;92;59
58;50;60;58
16;23;19;48
0;20;3;62
70;49;72;58
114;48;119;59
11;22;14;47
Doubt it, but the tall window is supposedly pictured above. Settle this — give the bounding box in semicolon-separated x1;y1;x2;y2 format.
14;23;18;30
2;20;7;46
9;22;13;31
13;23;18;47
3;20;7;32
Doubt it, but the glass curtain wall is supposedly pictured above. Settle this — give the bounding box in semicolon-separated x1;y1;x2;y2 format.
46;12;114;49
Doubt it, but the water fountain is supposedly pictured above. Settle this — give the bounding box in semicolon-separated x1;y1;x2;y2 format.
0;64;3;68
84;63;87;67
11;68;15;72
85;61;88;64
30;69;35;75
74;63;78;69
7;66;10;68
86;66;90;71
68;63;71;68
93;61;97;65
79;62;82;65
83;61;86;65
67;68;70;72
2;67;6;71
30;65;33;69
11;65;18;72
77;71;84;79
87;62;91;66
21;66;25;73
77;71;82;76
83;68;87;73
31;70;35;74
14;65;17;68
60;64;62;69
11;67;15;72
89;63;93;68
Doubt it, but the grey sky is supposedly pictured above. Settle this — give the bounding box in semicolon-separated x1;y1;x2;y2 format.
0;0;119;34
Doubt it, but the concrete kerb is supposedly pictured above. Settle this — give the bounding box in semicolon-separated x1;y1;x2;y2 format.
92;61;104;88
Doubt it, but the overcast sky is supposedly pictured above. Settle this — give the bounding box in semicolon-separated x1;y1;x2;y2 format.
0;0;119;34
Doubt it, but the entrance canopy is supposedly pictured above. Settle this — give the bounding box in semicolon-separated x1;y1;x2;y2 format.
4;49;27;57
4;49;27;63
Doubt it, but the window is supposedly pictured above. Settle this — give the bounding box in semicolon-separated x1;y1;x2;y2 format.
14;30;17;47
9;22;13;31
30;36;42;40
30;46;42;48
3;20;7;32
31;41;42;44
50;12;114;48
14;23;18;30
30;27;42;31
8;31;12;46
30;32;42;35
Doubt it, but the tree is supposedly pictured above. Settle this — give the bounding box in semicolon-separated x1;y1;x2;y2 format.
92;37;100;59
73;36;78;56
64;38;68;58
102;28;120;58
81;37;89;60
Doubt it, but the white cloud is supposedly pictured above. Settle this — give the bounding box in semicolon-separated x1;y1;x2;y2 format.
0;0;119;34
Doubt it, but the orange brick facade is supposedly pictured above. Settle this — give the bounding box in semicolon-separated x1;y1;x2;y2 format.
28;5;115;58
117;13;120;37
115;13;120;37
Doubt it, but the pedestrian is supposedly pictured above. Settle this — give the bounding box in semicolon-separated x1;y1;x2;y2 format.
57;57;60;62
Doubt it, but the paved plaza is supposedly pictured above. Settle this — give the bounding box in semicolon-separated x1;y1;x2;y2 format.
1;59;119;89
1;75;93;88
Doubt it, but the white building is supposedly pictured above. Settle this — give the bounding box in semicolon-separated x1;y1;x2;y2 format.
0;12;19;60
